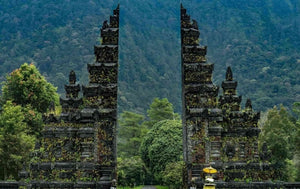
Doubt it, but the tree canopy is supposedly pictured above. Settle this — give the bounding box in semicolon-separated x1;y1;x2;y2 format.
1;0;299;113
1;63;59;113
143;98;180;129
292;102;300;181
0;101;35;180
117;98;182;186
259;105;299;181
140;119;182;182
117;156;146;187
118;111;146;157
0;63;60;179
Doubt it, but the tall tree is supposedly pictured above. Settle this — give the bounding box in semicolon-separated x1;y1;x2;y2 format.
292;102;300;181
1;63;59;113
117;156;147;187
161;161;184;189
144;98;180;129
1;63;59;137
0;101;35;180
117;111;148;186
140;119;182;183
259;105;298;181
118;111;146;157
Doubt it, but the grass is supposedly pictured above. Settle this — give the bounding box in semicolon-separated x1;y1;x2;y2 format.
118;186;144;189
155;185;169;189
118;185;169;189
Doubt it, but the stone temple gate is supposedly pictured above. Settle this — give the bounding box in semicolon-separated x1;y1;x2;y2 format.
26;5;119;189
1;3;300;189
180;5;273;188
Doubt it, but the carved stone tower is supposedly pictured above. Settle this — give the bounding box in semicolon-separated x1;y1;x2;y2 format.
29;5;119;189
181;4;272;188
181;4;222;187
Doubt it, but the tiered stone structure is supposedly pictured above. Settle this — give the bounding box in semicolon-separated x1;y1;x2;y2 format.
181;4;272;188
1;4;300;189
181;3;221;185
28;5;120;189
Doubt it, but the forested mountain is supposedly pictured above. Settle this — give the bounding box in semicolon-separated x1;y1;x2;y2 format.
1;0;299;114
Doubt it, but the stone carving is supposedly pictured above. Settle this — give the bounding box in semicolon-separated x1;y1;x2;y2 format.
0;4;276;188
101;28;119;45
88;63;118;84
225;66;233;81
181;5;222;185
69;70;76;84
192;19;198;29
181;4;272;188
260;142;271;161
28;5;120;189
49;101;55;112
245;98;252;109
94;45;118;63
103;20;109;29
225;142;235;159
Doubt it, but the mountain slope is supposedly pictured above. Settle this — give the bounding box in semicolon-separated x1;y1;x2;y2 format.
0;0;299;114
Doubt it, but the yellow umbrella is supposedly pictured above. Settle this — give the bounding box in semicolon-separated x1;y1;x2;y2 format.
203;166;217;174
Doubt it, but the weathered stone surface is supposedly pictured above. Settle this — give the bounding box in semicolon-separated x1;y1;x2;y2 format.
0;182;19;189
94;45;118;63
181;4;272;187
26;5;120;188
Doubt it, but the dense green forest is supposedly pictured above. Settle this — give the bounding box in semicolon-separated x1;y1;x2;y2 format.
0;63;59;179
1;1;300;185
0;0;299;114
118;99;300;186
0;63;299;183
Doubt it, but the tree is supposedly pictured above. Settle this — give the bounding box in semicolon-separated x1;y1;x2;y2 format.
1;63;59;137
143;98;180;129
1;63;59;113
22;104;43;137
259;105;298;181
0;63;59;179
140;119;182;183
0;101;35;180
117;156;147;187
292;102;300;181
118;111;147;157
162;161;184;189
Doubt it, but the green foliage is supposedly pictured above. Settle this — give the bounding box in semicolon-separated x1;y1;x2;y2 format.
259;105;298;181
293;102;300;119
0;63;60;180
1;63;59;113
143;98;180;129
118;111;147;157
0;101;35;180
295;127;300;181
285;159;297;182
22;105;43;137
117;157;147;187
1;0;299;114
140;119;182;184
1;63;59;138
292;102;300;181
118;98;181;185
147;98;178;122
119;186;144;189
36;136;94;163
155;186;169;189
161;161;184;189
